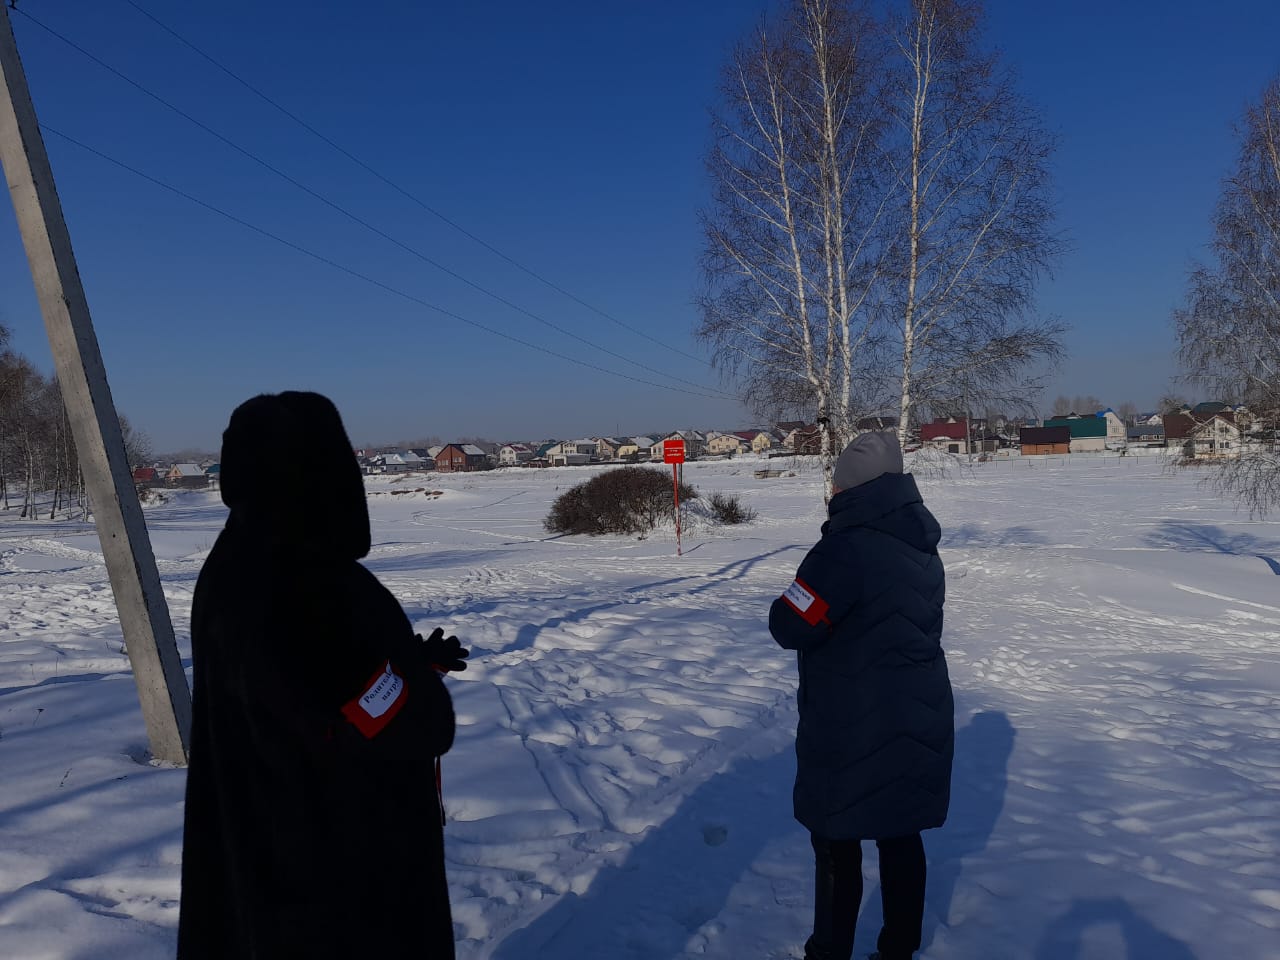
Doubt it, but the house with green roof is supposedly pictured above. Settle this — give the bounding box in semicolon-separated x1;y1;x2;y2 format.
1043;415;1107;453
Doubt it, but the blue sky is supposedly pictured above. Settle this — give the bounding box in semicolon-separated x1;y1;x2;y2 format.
1;0;1278;451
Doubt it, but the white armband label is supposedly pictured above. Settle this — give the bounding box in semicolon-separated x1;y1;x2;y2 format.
341;660;408;738
784;579;816;612
781;578;831;626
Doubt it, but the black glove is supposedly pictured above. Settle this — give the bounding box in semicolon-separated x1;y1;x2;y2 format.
420;627;469;672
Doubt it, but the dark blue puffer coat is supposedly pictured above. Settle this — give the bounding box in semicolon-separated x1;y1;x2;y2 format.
769;471;953;840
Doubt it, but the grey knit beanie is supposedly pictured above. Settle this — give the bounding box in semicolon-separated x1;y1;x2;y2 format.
833;431;904;491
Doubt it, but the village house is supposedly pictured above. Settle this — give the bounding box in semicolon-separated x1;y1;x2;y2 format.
776;423;813;451
1191;415;1242;457
919;418;970;454
542;440;596;466
1043;414;1107;453
614;437;655;461
1096;409;1128;448
374;453;411;474
166;463;207;489
593;437;634;461
789;424;824;455
435;443;488;472
399;450;431;471
1019;425;1071;456
1191;401;1231;418
1126;424;1166;447
1164;412;1241;458
132;467;163;489
705;432;749;456
498;443;535;466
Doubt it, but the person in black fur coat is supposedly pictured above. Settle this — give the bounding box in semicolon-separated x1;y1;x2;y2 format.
177;392;466;959
770;431;953;960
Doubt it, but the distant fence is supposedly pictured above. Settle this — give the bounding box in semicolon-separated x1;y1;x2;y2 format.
963;449;1173;470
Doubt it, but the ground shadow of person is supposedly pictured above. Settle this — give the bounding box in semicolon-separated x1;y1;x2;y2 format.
1033;898;1197;959
890;710;1016;954
489;742;799;960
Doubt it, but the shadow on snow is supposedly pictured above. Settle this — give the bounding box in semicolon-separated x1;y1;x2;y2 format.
1142;521;1280;575
490;742;798;960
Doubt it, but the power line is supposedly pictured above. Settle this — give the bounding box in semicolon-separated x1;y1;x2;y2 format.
38;123;737;402
14;7;740;401
119;0;716;369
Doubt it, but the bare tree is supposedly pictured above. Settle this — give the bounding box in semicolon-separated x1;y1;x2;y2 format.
1175;75;1280;513
0;322;14;509
1116;400;1139;423
1;354;45;518
699;0;889;486
699;0;1063;489
0;332;146;520
120;415;153;470
882;0;1064;442
1069;394;1104;415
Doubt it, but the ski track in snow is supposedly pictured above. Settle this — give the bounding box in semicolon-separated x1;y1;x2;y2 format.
1;458;1279;959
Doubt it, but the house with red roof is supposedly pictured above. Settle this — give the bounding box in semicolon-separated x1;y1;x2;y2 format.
919;418;970;454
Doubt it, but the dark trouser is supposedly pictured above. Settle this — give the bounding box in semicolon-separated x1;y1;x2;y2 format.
806;832;925;960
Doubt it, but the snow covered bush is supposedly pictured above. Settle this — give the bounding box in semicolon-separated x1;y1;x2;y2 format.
545;467;698;536
708;491;756;524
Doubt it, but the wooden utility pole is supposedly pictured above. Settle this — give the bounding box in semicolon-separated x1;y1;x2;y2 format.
0;5;191;762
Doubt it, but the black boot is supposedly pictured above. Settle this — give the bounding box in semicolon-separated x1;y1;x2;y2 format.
808;834;862;960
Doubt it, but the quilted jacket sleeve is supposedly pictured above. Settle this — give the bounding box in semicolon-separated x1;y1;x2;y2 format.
768;536;860;653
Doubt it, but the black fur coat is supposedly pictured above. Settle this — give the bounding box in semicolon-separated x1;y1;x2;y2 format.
177;392;456;958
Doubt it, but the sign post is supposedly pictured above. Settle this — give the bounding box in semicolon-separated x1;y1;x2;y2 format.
662;439;685;556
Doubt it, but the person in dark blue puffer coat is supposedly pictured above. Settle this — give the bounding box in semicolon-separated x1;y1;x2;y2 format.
769;431;953;960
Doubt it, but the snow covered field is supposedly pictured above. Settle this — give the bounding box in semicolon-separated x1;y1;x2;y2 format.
1;455;1277;959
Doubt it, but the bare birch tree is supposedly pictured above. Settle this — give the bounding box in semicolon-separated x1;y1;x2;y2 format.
0;331;145;519
700;0;1062;486
699;0;888;484
881;0;1063;441
1175;75;1280;514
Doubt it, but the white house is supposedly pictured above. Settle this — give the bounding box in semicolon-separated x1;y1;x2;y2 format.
1097;409;1127;449
543;440;596;466
377;453;411;474
498;443;535;466
1191;415;1242;457
550;440;596;458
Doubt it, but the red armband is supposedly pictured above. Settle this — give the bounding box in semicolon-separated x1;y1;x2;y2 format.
341;660;408;738
781;578;832;627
